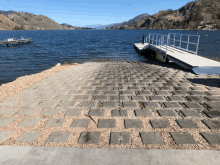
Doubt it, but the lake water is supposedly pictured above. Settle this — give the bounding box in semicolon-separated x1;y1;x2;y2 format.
0;29;219;85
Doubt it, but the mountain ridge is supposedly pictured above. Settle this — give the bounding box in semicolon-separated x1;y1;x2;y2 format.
106;0;220;30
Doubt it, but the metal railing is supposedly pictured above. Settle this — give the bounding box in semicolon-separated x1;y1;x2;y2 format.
144;33;200;55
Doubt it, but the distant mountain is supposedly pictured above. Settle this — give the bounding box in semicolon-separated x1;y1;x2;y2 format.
0;10;16;16
84;24;116;29
106;0;220;30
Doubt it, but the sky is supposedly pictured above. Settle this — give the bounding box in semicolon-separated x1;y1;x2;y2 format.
1;0;192;27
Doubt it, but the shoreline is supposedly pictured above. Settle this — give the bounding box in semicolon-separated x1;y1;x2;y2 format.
0;63;79;103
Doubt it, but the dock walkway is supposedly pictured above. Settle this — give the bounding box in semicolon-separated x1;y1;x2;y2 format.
0;38;32;46
134;33;220;74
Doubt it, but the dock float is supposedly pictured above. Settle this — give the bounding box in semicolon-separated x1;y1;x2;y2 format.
134;33;220;75
0;37;32;47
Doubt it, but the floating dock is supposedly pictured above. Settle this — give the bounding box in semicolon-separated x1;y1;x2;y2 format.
0;37;32;46
134;33;220;75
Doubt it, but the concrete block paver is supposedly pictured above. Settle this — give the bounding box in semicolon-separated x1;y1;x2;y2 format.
0;118;15;127
163;102;182;109
124;119;143;128
205;96;220;102
0;108;21;116
189;91;205;96
45;119;65;127
56;95;72;101
111;110;128;117
110;132;131;145
200;133;220;145
16;131;42;143
140;132;164;144
59;101;77;107
47;131;71;143
102;102;117;108
18;118;41;127
122;102;137;108
202;120;220;129
170;132;196;144
176;119;199;129
143;102;160;108
94;95;108;100
181;110;202;117
203;102;220;109
19;101;40;107
71;119;90;128
157;110;176;117
185;96;204;102
134;110;152;117
74;95;90;100
172;91;187;96
41;108;63;116
150;119;170;129
80;101;96;108
138;91;152;95
88;109;106;117
131;96;145;101
0;100;20;107
149;96;166;102
167;96;185;102
0;131;15;143
155;91;171;96
69;90;84;95
78;132;101;144
97;119;116;128
38;101;60;107
87;91;100;95
104;91;117;95
64;109;83;116
183;102;203;109
203;110;220;118
18;108;41;116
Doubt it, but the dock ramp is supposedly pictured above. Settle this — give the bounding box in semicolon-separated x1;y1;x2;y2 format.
134;33;220;74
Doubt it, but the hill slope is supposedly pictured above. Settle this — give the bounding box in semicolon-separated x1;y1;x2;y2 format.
0;14;22;30
7;12;63;30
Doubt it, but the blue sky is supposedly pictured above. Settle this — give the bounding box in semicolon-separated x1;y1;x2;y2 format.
1;0;192;26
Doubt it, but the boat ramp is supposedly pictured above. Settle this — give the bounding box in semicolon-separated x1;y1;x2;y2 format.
134;33;220;75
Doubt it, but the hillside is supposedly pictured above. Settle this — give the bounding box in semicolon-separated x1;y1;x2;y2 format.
0;13;22;30
112;13;150;28
106;0;220;30
7;12;63;30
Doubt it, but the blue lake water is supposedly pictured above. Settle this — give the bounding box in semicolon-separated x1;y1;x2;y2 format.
0;29;219;85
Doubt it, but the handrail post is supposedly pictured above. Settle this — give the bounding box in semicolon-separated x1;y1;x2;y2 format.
187;35;190;52
166;35;168;56
179;34;182;48
156;34;158;46
149;34;151;44
160;36;162;54
153;34;155;44
196;35;200;55
173;34;176;47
